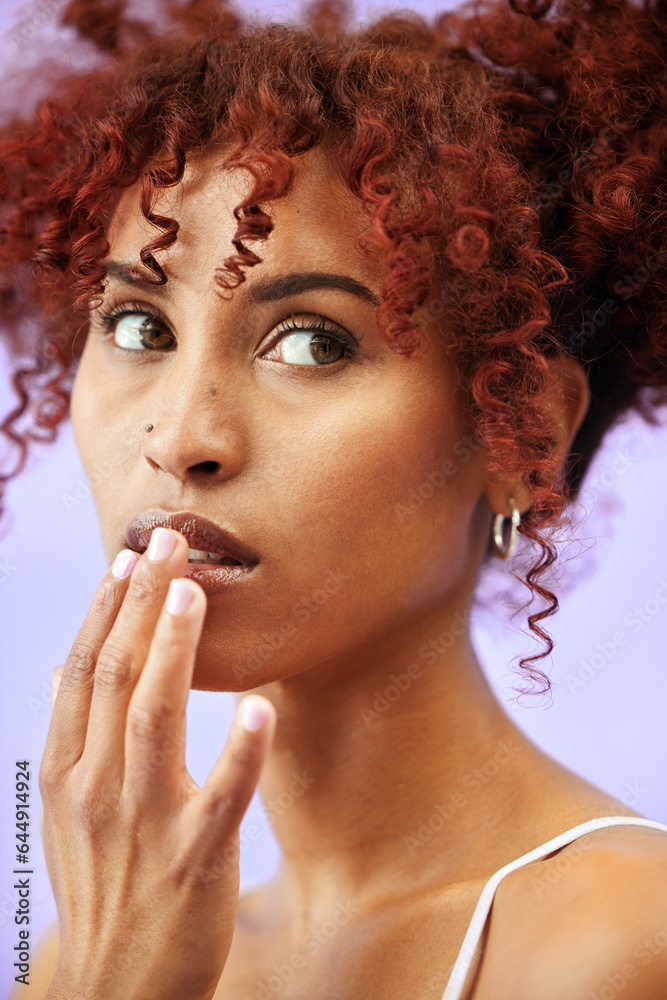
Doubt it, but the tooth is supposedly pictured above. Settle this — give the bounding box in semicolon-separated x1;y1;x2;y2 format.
188;548;209;560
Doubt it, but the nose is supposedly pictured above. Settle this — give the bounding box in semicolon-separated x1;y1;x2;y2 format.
141;387;246;485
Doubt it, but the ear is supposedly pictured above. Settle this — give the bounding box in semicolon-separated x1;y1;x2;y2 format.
483;352;590;518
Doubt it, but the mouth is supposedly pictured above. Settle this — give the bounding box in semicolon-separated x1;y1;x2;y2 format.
186;550;241;565
124;509;259;570
141;547;244;566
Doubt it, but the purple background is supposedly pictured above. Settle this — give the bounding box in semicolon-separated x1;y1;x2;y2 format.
1;0;666;992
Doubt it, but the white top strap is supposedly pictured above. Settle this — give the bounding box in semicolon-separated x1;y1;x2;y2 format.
440;816;667;1000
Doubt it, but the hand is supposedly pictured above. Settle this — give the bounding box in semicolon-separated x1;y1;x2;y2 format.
39;528;276;1000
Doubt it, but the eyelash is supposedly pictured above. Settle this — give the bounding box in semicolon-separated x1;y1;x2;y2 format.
91;298;361;362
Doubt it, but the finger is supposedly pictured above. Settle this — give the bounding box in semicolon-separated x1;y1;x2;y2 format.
42;552;139;780
51;666;64;709
188;696;276;851
41;666;64;840
123;577;206;803
83;528;189;782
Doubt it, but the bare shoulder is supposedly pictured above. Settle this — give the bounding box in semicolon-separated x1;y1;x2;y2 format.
7;921;59;1000
474;823;667;1000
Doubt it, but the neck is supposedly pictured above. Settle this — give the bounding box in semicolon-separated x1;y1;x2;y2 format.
234;610;561;921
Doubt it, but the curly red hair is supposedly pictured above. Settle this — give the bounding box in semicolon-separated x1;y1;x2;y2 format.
1;0;666;696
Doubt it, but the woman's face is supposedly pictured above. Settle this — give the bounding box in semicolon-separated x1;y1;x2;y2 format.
70;144;496;692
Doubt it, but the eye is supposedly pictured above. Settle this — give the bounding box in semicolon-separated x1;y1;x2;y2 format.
261;314;359;366
92;301;175;351
91;302;360;364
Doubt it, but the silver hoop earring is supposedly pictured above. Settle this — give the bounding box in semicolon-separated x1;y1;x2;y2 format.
492;497;520;560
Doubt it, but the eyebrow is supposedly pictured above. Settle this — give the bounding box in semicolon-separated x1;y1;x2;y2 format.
102;261;166;288
247;272;380;307
102;261;380;307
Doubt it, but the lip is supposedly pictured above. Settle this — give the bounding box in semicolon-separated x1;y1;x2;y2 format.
124;508;259;595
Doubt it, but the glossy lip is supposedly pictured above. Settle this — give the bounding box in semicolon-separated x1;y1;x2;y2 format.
181;560;256;596
124;508;260;567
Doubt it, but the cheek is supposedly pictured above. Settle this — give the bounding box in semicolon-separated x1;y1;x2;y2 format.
69;338;107;469
256;374;477;625
198;382;482;691
278;373;471;540
69;345;135;550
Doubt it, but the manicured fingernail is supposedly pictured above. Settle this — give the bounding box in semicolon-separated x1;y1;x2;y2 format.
239;696;272;732
112;548;139;580
147;527;178;562
166;578;195;615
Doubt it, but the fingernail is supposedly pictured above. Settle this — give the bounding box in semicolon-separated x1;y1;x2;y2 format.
239;696;272;732
112;548;139;580
147;527;178;562
166;578;195;615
